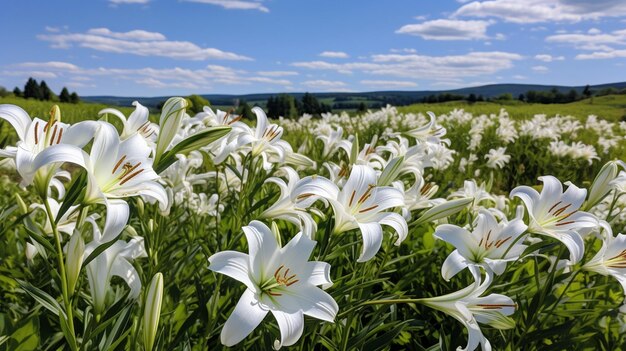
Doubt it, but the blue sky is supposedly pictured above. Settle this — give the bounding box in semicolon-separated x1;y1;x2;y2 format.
2;0;626;96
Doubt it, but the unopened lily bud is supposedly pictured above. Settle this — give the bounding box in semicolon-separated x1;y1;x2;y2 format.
350;133;359;165
148;219;155;234
135;197;145;217
49;105;61;124
415;198;472;225
586;160;622;210
124;225;139;237
378;156;404;186
155;97;188;163
15;193;28;214
143;272;164;351
66;232;84;295
271;221;282;247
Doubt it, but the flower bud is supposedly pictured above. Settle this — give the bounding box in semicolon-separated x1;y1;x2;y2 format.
65;232;84;295
155;97;188;164
143;272;164;351
415;197;472;225
15;193;28;214
378;156;404;186
271;221;282;247
586;160;621;209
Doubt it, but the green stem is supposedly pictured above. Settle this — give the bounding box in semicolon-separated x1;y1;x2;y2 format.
361;298;422;306
43;198;77;347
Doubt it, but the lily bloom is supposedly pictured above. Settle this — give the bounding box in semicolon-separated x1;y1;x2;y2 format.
511;176;598;263
260;167;336;238
0;104;97;187
584;226;626;300
208;221;338;348
84;216;146;315
420;274;516;351
82;123;168;211
329;165;407;262
434;210;528;282
99;101;159;145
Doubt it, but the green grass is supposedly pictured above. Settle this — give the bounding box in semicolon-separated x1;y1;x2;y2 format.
398;94;626;121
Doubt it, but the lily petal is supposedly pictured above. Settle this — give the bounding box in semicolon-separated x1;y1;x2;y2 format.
221;289;268;347
357;222;383;262
272;310;304;349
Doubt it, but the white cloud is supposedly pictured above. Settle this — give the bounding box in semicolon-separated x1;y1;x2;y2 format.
532;65;549;72
110;0;150;3
38;28;252;61
257;71;299;77
3;61;293;92
319;51;349;59
512;74;527;80
45;26;60;33
301;80;347;89
360;80;418;88
86;28;166;41
535;54;565;62
454;0;626;23
292;51;522;82
182;0;269;12
390;48;417;53
396;19;490;40
546;29;626;59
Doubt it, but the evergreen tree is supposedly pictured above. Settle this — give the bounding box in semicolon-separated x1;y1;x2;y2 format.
40;80;53;101
59;87;71;103
468;93;477;103
24;78;43;100
70;92;80;104
13;87;22;97
518;93;525;102
583;84;593;99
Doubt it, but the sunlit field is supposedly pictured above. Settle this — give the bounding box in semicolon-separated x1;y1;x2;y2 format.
2;97;626;351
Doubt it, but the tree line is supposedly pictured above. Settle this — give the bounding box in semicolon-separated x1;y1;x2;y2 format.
266;93;332;118
11;78;80;103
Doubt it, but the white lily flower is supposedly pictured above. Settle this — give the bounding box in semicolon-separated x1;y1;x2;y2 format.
420;274;516;351
82;123;168;211
511;176;598;263
434;210;528;281
208;221;338;348
31;198;79;236
84;217;147;314
316;126;351;158
0;104;98;187
238;107;287;160
99;101;159;145
326;165;408;262
260;167;336;238
584;225;626;300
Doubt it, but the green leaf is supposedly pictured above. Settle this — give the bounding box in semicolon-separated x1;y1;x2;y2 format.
16;279;62;317
57;170;87;223
81;231;124;268
154;126;231;173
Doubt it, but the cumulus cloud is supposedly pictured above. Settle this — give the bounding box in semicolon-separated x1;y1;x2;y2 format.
3;61;293;93
38;28;252;61
535;54;565;62
360;80;418;88
546;28;626;59
532;65;549;72
454;0;626;23
319;51;350;59
292;51;522;82
257;71;299;77
396;19;491;40
182;0;269;12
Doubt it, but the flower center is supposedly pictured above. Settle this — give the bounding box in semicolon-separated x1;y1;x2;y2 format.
103;155;145;190
606;249;626;268
137;121;156;138
259;264;299;297
348;184;379;214
542;200;577;227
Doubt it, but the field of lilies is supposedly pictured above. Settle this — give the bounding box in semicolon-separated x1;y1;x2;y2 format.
2;99;626;350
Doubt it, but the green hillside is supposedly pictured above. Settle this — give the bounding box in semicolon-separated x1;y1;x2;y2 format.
399;94;626;122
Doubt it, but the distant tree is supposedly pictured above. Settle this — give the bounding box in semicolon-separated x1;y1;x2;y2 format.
237;100;254;120
266;94;298;118
0;86;8;98
13;87;22;97
468;93;477;103
186;94;210;115
59;87;71;103
497;93;513;101
40;80;53;101
583;84;593;99
567;89;579;102
518;93;525;102
70;92;80;104
477;95;485;102
357;102;367;113
301;92;322;115
24;78;43;100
